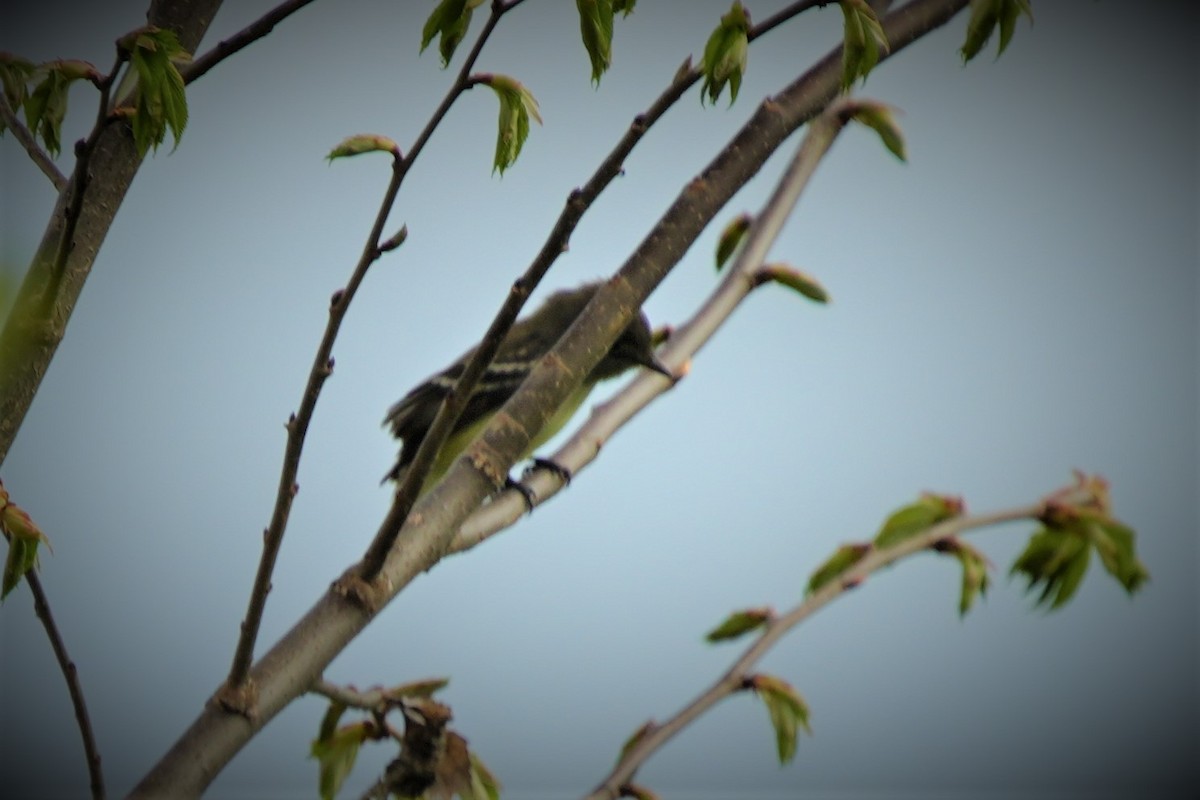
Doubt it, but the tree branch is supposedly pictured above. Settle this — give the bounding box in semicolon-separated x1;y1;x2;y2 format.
181;0;320;85
129;2;970;794
0;92;67;191
25;571;106;800
584;493;1065;799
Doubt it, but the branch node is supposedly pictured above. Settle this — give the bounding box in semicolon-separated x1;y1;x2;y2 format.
214;678;259;720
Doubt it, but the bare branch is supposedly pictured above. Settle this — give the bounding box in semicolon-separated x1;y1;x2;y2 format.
25;571;106;800
181;0;321;85
0;92;68;191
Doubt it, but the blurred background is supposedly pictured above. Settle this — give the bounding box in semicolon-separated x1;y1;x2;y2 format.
1;1;1195;798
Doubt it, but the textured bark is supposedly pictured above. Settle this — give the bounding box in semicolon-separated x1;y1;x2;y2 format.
0;0;224;464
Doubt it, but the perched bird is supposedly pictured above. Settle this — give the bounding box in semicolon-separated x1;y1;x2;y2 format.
384;282;671;494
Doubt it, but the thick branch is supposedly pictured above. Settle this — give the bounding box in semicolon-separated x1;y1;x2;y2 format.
0;0;223;466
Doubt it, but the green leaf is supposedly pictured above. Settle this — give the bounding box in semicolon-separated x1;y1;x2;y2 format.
326;133;401;161
1010;525;1091;610
701;1;750;106
0;53;37;120
714;213;751;271
421;0;485;67
126;28;191;155
933;536;992;616
757;263;829;304
613;0;637;16
961;0;1032;62
23;68;71;156
839;0;889;90
482;74;542;174
577;0;614;85
310;721;370;800
705;607;773;643
1082;513;1150;595
467;751;502;800
806;542;871;595
749;674;811;764
847;100;906;162
315;700;348;743
874;493;962;549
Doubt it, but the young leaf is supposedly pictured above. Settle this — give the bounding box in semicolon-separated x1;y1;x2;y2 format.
22;67;71;156
847;100;906;162
714;213;751;271
466;750;502;800
326;133;401;161
806;542;871;595
386;676;449;700
961;0;1033;63
310;721;370;800
705;607;773;643
1081;513;1150;595
0;53;37;118
933;536;992;616
873;493;963;549
421;0;485;67
577;0;615;85
701;1;750;106
126;28;191;155
757;263;829;304
481;74;542;174
748;674;811;764
838;0;889;90
613;0;637;16
1;481;52;600
1010;525;1091;610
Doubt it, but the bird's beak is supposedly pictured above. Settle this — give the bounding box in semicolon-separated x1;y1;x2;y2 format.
641;353;674;379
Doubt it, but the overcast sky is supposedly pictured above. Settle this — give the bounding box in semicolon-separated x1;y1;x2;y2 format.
1;1;1196;798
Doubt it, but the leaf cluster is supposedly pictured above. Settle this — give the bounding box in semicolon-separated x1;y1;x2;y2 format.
120;27;190;155
1;54;99;156
310;679;499;800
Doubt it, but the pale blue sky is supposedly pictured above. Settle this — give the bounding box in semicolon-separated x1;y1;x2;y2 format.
1;2;1196;798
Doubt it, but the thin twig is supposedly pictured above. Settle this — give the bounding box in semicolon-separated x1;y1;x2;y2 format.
181;0;320;85
25;571;106;800
0;92;68;191
39;50;123;321
357;0;825;579
224;0;519;694
584;495;1053;799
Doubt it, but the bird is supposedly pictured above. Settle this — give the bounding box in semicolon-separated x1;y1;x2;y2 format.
383;281;672;496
